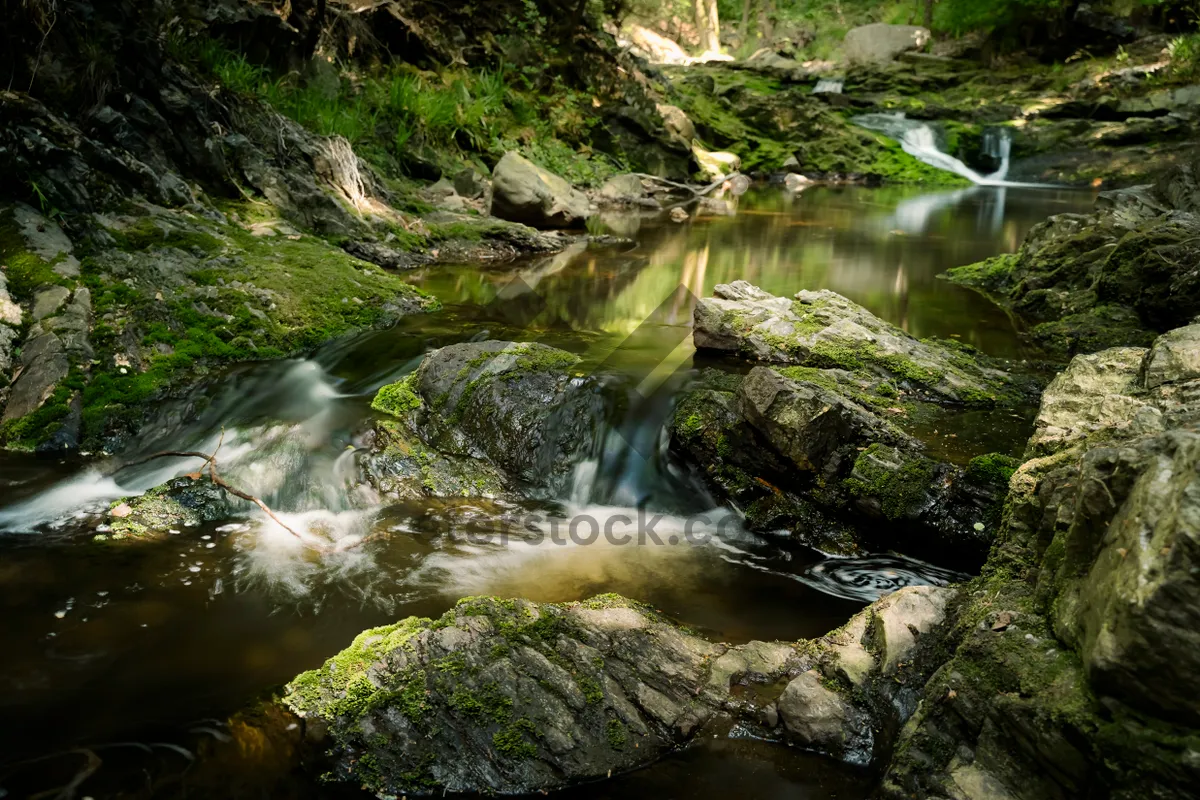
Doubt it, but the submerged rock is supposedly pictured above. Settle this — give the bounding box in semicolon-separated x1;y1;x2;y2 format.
489;152;592;229
363;341;603;499
693;281;1025;406
670;366;1015;560
283;587;956;796
944;159;1200;358
880;321;1200;799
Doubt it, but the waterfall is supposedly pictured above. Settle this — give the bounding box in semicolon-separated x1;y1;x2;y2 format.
852;113;1030;187
813;77;844;94
981;126;1013;181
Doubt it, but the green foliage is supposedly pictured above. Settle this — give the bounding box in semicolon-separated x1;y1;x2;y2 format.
1167;33;1200;80
177;38;620;183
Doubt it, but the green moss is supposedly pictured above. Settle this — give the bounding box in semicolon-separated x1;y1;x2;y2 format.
844;443;939;520
372;373;422;417
0;215;73;300
605;717;627;749
942;253;1019;293
966;453;1020;485
492;717;538;759
285;616;431;718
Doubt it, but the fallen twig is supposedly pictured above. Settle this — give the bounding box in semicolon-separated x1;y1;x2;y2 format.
116;430;308;545
632;171;742;198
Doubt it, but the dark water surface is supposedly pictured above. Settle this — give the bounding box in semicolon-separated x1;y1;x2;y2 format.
0;184;1092;798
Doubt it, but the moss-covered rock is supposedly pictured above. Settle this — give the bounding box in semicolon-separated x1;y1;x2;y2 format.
101;477;229;541
669;366;1013;562
880;323;1200;800
282;587;957;796
943;162;1200;359
693;281;1029;407
360;341;601;500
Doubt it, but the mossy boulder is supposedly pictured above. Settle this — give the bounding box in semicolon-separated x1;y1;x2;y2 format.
693;281;1027;407
282;588;957;796
101;477;229;541
670;366;1014;561
943;161;1200;359
362;341;602;499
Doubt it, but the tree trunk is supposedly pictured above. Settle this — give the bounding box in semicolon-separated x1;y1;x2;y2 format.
302;0;326;60
741;0;755;39
695;0;720;54
923;0;934;29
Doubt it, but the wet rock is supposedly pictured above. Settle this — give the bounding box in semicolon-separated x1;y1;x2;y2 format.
777;670;851;750
597;174;647;204
363;342;603;498
693;281;1023;406
944;159;1200;357
452;167;489;199
282;588;955;796
843;24;931;66
103;478;231;541
881;322;1200;800
489;152;592;229
670;367;1015;560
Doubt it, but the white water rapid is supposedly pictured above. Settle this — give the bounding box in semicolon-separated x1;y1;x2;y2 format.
852;113;1035;187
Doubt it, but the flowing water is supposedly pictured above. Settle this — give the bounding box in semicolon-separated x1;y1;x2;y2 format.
852;114;1023;186
0;184;1094;799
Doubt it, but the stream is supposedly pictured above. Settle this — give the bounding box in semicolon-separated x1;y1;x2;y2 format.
0;183;1094;798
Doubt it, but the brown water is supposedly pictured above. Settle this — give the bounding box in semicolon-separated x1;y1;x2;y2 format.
0;184;1093;799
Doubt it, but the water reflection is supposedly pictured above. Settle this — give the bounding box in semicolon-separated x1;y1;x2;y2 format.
415;184;1093;359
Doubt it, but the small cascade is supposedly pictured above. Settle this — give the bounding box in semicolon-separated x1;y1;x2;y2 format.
852;113;1031;187
0;359;367;535
981;126;1013;181
813;77;844;94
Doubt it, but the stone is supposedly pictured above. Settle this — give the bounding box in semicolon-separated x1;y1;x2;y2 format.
1;332;68;422
452;168;489;199
843;24;931;66
489;151;592;229
823;614;874;688
655;103;695;143
944;160;1200;356
0;272;21;326
776;670;849;750
1025;346;1155;457
1141;323;1200;389
882;320;1200;800
597;174;647;204
362;341;603;498
31;285;71;321
736;366;908;474
693;281;1022;406
869;586;955;675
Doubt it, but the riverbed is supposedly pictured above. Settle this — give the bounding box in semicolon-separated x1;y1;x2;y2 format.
0;183;1093;798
